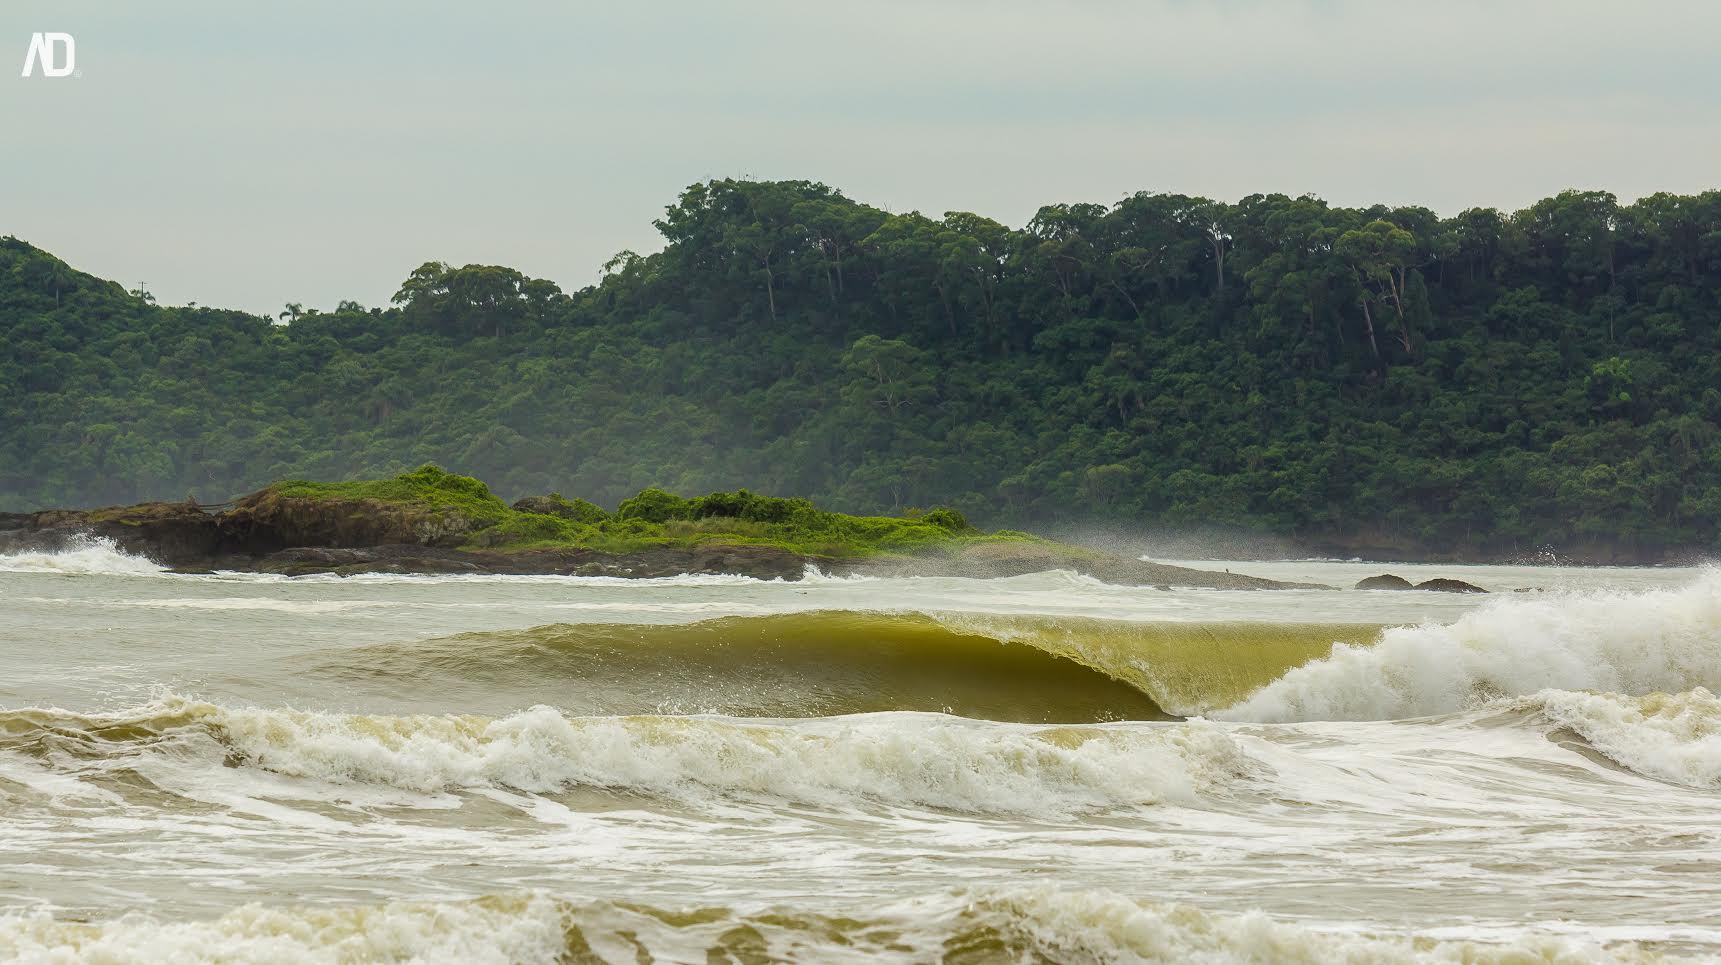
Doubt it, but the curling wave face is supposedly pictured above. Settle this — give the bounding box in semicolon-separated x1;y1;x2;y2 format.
305;573;1721;726
306;611;1373;722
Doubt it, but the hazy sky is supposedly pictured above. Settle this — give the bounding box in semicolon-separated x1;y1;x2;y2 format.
4;1;1719;315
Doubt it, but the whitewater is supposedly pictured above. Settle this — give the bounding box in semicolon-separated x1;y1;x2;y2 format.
2;541;1719;962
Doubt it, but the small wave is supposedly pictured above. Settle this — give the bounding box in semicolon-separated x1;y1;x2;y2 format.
959;886;1687;964
1217;575;1721;722
0;894;572;965
1518;688;1721;789
71;597;404;613
0;887;1689;964
208;569;789;587
0;536;165;576
797;563;876;583
0;698;1249;817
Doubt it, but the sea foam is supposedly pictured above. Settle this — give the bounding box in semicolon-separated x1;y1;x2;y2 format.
1;698;1252;817
1520;687;1721;789
0;887;1688;964
207;703;1250;815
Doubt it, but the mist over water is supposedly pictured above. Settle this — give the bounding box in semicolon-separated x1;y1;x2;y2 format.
2;543;1718;961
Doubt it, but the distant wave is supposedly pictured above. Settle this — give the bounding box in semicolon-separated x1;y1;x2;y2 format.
211;569;797;587
0;536;164;576
1216;573;1721;722
0;697;1250;817
0;886;1687;964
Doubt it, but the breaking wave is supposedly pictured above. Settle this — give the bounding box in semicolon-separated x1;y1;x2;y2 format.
0;536;165;576
1218;574;1721;722
0;887;1688;964
1518;687;1721;789
0;698;1252;817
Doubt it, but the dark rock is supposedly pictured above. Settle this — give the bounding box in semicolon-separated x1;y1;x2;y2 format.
1354;574;1487;593
1355;574;1415;590
510;496;567;516
509;494;609;525
1414;578;1488;593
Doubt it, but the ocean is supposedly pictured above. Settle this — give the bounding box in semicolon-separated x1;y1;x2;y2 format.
0;540;1716;962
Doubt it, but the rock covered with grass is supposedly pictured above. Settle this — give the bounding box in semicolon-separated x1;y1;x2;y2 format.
1;464;1309;587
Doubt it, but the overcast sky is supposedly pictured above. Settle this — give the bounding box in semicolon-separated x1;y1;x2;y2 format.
4;1;1719;315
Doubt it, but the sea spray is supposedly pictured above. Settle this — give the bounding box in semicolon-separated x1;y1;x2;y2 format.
0;535;164;577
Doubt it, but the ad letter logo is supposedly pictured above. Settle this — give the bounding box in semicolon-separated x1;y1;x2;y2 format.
21;32;75;78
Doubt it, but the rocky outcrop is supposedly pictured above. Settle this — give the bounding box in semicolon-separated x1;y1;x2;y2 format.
1;493;1312;588
1354;573;1487;593
221;489;485;551
0;502;224;564
0;490;488;569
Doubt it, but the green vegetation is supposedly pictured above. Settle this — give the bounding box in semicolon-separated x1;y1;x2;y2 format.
269;464;992;558
4;179;1721;558
272;464;511;525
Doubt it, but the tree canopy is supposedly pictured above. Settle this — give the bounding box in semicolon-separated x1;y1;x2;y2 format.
4;179;1720;559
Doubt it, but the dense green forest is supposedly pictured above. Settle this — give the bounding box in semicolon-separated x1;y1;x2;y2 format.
4;181;1721;559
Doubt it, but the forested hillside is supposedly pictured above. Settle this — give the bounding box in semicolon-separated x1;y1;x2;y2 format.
4;181;1720;559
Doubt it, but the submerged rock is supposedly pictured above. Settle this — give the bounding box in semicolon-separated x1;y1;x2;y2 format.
1355;574;1415;590
1414;578;1488;593
1355;574;1487;593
